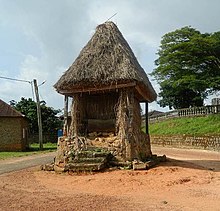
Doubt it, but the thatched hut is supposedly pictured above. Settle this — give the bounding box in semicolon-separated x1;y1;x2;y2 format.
54;22;156;162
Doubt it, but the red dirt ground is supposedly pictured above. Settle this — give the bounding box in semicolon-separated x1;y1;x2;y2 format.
0;147;219;211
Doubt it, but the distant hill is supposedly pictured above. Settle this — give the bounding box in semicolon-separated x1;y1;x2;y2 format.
149;114;220;136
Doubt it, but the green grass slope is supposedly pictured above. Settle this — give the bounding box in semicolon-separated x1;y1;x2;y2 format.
149;114;220;136
0;143;57;160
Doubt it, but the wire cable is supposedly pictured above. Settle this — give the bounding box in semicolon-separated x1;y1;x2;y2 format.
0;76;31;83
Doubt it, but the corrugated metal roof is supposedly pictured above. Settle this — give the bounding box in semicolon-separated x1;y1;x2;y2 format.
0;99;25;117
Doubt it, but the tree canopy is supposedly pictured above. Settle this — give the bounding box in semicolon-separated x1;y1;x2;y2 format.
151;26;220;109
11;97;62;134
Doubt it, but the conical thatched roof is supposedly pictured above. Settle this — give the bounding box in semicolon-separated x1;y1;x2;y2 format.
54;22;156;102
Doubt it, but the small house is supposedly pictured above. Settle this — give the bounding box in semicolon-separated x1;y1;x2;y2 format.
54;22;157;161
0;99;29;151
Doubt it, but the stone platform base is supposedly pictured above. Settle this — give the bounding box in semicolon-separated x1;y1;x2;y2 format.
41;153;166;173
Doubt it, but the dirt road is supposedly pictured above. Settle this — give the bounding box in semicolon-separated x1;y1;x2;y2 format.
152;146;220;171
0;147;219;211
0;152;55;175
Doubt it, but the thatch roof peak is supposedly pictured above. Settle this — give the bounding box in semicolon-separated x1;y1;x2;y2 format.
54;21;157;102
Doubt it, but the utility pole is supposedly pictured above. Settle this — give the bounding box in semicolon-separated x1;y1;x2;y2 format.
33;79;43;150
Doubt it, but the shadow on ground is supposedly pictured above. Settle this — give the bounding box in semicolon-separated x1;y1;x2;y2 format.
160;158;220;172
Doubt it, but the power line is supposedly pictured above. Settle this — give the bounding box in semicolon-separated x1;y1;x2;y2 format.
0;76;31;83
0;75;35;99
1;75;44;149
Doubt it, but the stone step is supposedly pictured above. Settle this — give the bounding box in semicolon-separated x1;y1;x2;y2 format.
71;157;106;164
65;162;106;172
63;147;112;172
77;150;111;159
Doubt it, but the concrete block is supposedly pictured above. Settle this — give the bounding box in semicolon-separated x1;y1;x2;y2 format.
133;162;146;170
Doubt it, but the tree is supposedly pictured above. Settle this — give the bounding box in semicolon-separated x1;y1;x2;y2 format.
11;97;62;134
151;26;220;109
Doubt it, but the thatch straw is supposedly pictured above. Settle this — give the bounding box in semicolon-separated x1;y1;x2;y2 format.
54;21;156;102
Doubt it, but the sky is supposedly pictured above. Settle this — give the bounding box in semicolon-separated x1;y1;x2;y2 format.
0;0;220;113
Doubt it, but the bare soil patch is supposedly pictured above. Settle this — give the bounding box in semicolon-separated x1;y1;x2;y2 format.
0;148;219;211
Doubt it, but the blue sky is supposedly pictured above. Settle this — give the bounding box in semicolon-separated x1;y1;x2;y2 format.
0;0;220;112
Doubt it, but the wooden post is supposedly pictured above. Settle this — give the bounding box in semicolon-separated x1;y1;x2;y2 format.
73;94;80;150
127;89;134;160
145;102;149;134
63;95;68;136
73;95;78;137
33;79;43;150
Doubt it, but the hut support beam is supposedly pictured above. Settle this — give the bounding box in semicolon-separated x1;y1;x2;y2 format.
70;94;80;151
63;95;68;136
73;95;79;137
145;102;149;134
59;82;136;95
127;89;134;160
126;89;134;139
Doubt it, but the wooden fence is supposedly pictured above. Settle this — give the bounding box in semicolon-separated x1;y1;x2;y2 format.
149;105;220;122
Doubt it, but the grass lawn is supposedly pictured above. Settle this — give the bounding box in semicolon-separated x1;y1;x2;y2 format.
0;142;57;160
148;114;220;136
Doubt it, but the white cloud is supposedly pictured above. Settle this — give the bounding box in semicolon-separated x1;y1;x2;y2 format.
19;55;48;80
0;0;220;110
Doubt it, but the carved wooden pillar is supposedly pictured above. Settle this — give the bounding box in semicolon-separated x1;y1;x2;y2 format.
63;95;68;136
73;94;79;137
126;89;134;160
